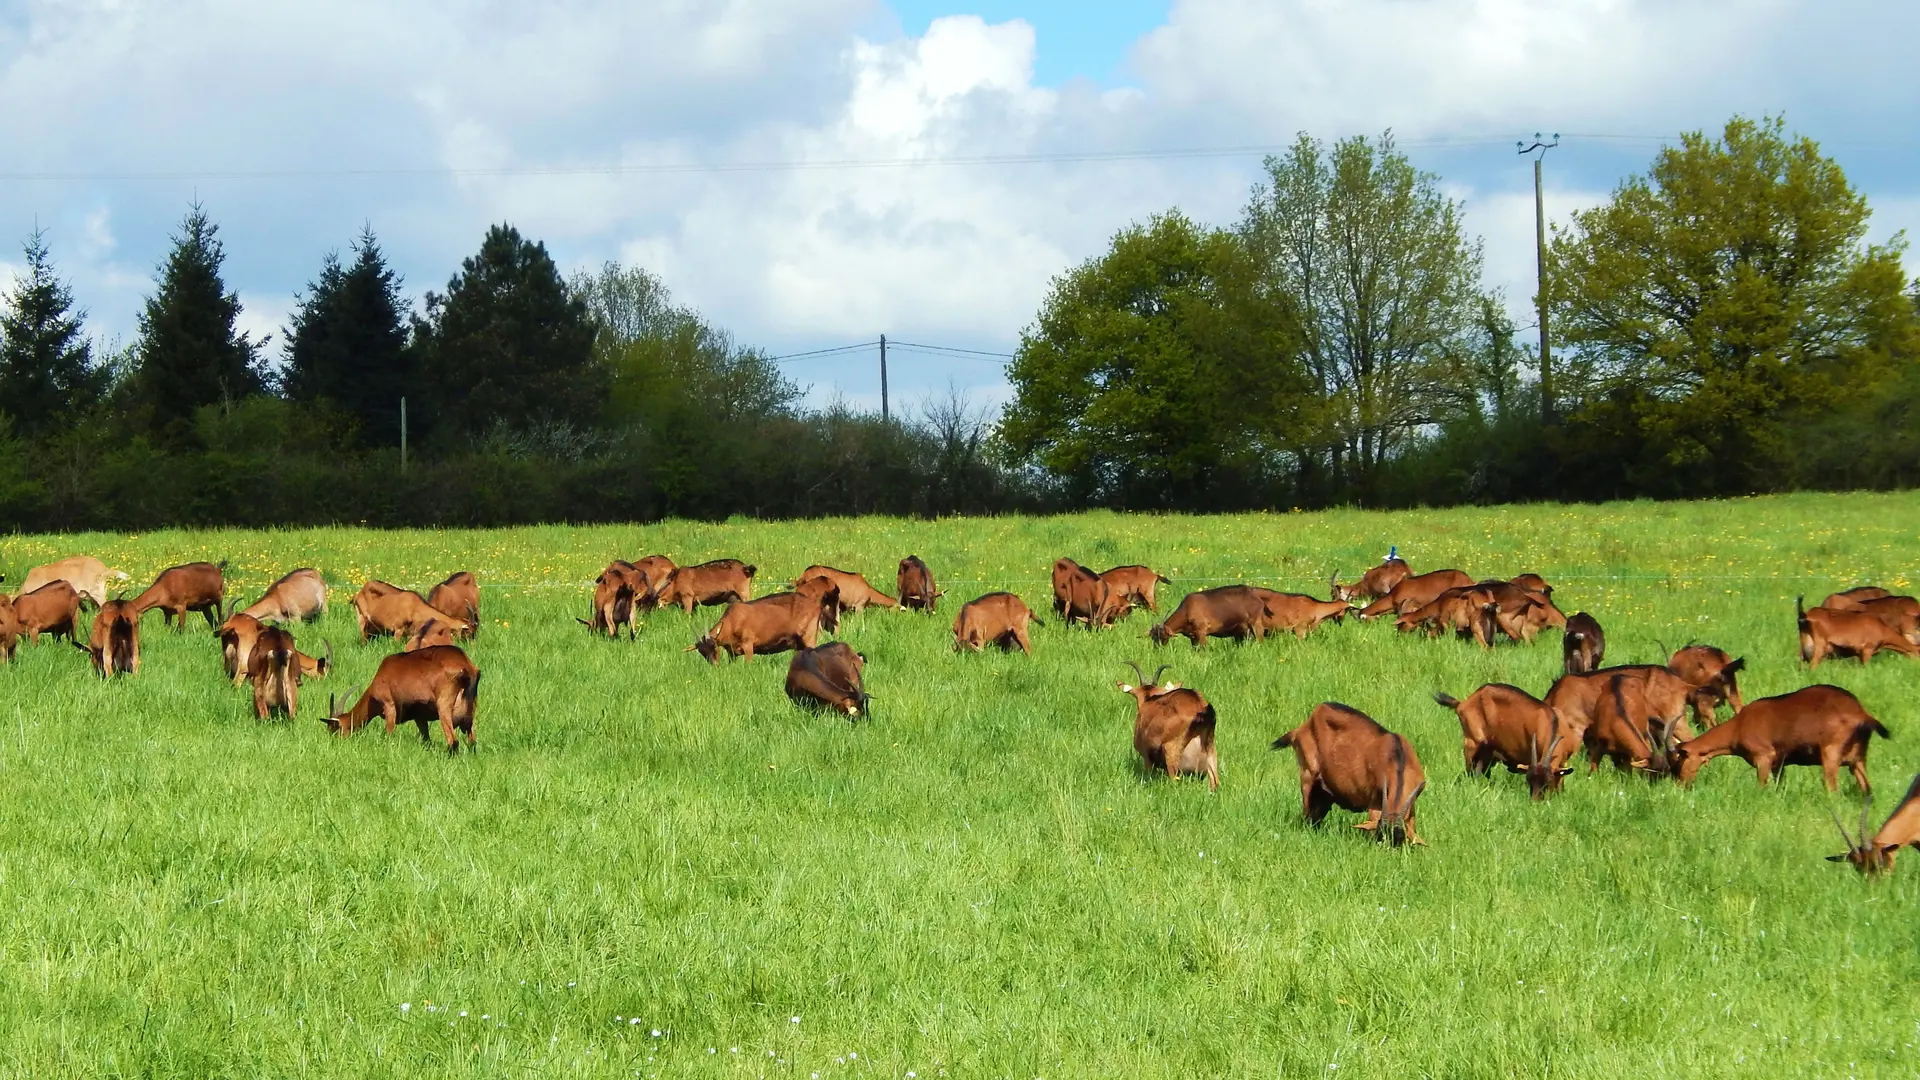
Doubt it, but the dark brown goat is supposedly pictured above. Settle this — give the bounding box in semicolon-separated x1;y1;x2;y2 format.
691;589;838;663
1271;702;1425;845
1150;585;1267;647
1331;557;1412;604
1798;596;1920;667
1099;565;1172;616
1563;612;1605;674
131;561;226;631
236;568;327;624
80;598;140;677
658;559;756;614
1667;645;1746;728
794;566;898;613
1674;685;1889;791
1433;684;1575;799
1118;662;1218;789
952;592;1042;654
1253;589;1349;638
426;572;480;637
897;555;942;613
1356;569;1474;620
786;641;869;717
324;645;480;754
1828;774;1920;874
13;581;80;644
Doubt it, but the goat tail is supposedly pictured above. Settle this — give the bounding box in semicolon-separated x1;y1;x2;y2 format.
1432;691;1461;711
109;617;135;675
1270;728;1297;751
1156;573;1173;584
1796;595;1809;626
1867;717;1892;741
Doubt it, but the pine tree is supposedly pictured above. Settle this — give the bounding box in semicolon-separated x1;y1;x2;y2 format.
416;223;602;439
129;204;264;446
283;226;415;444
0;229;100;437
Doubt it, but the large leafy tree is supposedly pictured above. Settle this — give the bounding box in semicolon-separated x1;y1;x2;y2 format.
1239;132;1487;496
282;226;416;444
1549;115;1920;495
0;229;101;437
415;224;602;439
128;205;265;447
998;211;1305;508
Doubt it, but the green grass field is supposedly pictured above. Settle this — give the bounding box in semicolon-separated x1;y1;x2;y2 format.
2;493;1918;1078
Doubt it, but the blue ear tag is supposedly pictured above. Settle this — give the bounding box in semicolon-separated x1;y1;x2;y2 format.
1387;545;1398;563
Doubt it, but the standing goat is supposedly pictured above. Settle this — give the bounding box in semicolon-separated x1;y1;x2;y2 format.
1673;685;1888;792
1271;703;1425;845
1117;662;1218;789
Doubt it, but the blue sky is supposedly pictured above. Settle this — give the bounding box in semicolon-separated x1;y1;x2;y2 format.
1;0;1916;415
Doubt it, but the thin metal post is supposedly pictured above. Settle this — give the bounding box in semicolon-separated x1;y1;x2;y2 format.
1518;133;1560;422
400;397;408;473
879;334;889;422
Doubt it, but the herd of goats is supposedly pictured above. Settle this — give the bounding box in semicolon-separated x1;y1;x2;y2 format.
1;548;1917;874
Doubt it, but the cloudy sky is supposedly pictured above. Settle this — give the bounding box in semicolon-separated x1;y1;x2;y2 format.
2;0;1916;413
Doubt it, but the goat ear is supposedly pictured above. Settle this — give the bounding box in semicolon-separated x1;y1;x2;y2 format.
1117;683;1134;693
1555;767;1575;777
1825;853;1852;862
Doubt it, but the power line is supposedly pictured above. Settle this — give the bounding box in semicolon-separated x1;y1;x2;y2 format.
766;341;878;363
889;340;1014;359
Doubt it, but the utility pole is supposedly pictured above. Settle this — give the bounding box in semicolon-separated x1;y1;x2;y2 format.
1518;133;1560;422
400;397;408;473
879;334;890;422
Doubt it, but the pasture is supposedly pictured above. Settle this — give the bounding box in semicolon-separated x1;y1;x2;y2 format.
2;492;1918;1078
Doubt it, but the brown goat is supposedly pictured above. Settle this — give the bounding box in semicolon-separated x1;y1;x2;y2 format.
1099;565;1172;616
1798;596;1920;667
1477;579;1565;641
350;581;472;643
17;555;126;608
690;588;838;663
1356;569;1474;620
1666;645;1746;728
79;598;140;678
1674;685;1889;791
1544;664;1695;747
426;572;480;637
237;568;328;624
1828;773;1920;874
13;581;80;644
1052;558;1116;629
795;565;899;613
218;610;266;684
1510;573;1553;596
1433;684;1575;799
897;555;942;613
1584;672;1684;776
583;563;641;640
131;561;226;631
1253;589;1350;638
1331;557;1412;604
1118;662;1219;789
658;559;756;614
630;555;677;605
0;596;17;662
246;626;326;720
952;592;1042;654
324;645;480;754
404;618;462;652
1852;595;1920;644
785;641;869;717
1563;612;1605;674
1395;586;1496;646
1271;702;1425;845
1820;585;1892;610
1150;585;1267;647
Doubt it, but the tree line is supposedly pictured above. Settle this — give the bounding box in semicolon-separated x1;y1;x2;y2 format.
1;114;1916;529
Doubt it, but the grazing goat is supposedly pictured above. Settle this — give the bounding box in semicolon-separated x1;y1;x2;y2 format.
794;565;899;613
1820;585;1891;610
218;609;265;684
1118;662;1219;789
13;581;80;644
79;598;140;678
1052;558;1116;629
1253;589;1349;638
1584;672;1684;776
1433;684;1574;799
1356;569;1474;620
897;555;942;613
584;563;641;640
1395;586;1496;646
1331;557;1412;604
1666;645;1745;728
350;581;471;643
1673;685;1889;791
1544;665;1695;747
1099;565;1172;616
1852;595;1920;644
1797;596;1919;667
427;571;480;637
18;555;126;608
246;626;329;719
952;592;1042;654
1477;579;1565;641
237;568;327;624
1510;573;1553;596
1563;612;1605;674
1271;702;1425;845
324;645;480;754
1150;585;1268;647
630;555;677;605
1828;774;1920;874
658;559;756;614
786;642;869;717
691;589;838;663
0;596;17;662
131;561;226;631
404;618;461;652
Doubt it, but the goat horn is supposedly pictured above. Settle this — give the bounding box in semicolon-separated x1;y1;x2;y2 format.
1529;731;1540;768
1149;664;1172;687
1124;660;1147;687
1859;794;1875;849
1828;804;1857;851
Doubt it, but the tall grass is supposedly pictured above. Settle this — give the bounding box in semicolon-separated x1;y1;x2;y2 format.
0;492;1915;1077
